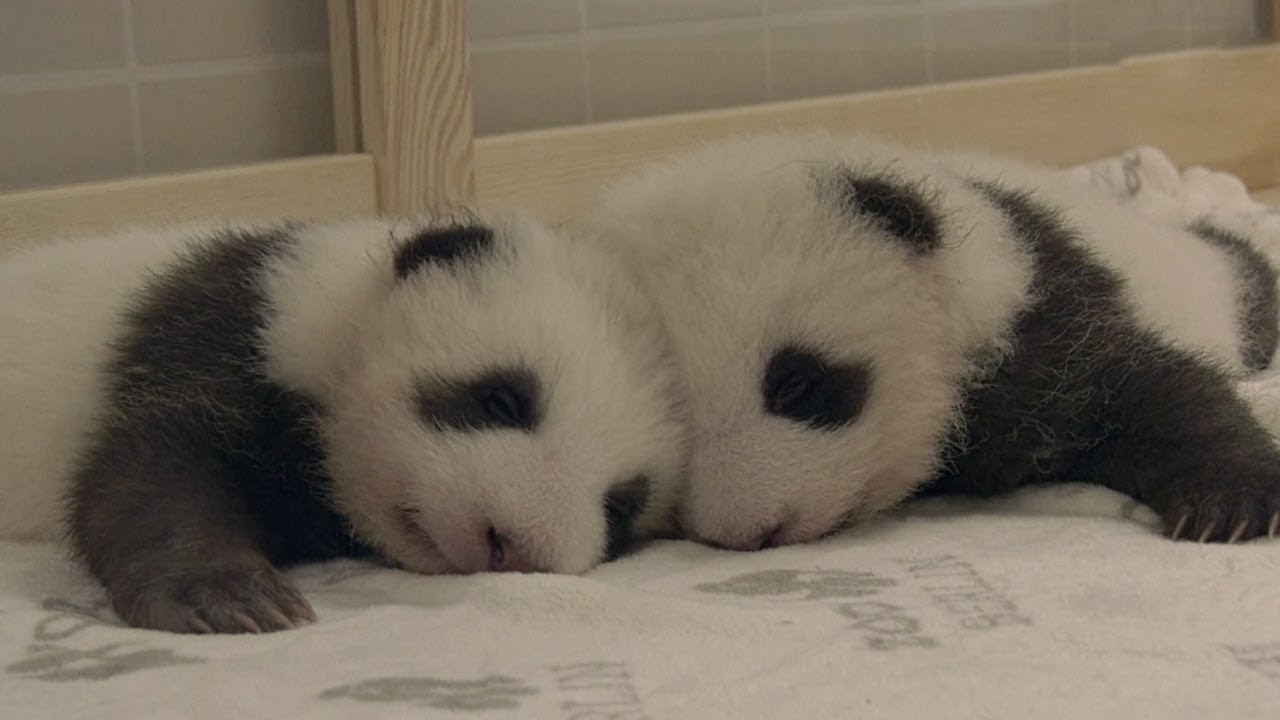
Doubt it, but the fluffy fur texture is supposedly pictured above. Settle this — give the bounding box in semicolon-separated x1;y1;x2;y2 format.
0;212;688;633
580;132;1280;551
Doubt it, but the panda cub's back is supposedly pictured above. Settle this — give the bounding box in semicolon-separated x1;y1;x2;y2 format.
935;150;1253;376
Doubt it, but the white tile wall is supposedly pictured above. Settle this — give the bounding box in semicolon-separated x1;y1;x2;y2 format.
587;25;769;121
469;0;1267;135
931;0;1072;82
0;0;1268;190
0;0;331;191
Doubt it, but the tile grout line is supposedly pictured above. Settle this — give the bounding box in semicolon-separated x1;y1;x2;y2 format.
1066;0;1080;66
577;0;594;124
0;53;332;95
121;0;145;175
762;4;774;102
921;0;936;85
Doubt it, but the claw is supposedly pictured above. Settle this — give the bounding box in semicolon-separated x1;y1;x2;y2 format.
1197;520;1217;543
1269;512;1279;539
1170;513;1190;541
291;599;317;624
1227;518;1249;544
233;612;263;634
189;617;215;634
263;607;295;630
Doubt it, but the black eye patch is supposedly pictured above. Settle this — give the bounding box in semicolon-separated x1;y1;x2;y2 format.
603;475;651;561
762;346;872;430
414;368;541;432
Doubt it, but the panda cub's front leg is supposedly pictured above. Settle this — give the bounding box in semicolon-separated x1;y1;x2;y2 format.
1081;346;1280;543
68;413;314;634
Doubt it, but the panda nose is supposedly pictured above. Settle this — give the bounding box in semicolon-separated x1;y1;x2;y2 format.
708;523;786;552
486;526;535;572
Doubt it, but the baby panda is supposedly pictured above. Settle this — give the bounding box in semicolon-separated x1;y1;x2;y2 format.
579;131;1280;553
0;212;688;634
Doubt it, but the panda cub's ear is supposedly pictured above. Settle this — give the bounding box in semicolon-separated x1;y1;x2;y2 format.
394;222;495;279
830;167;942;255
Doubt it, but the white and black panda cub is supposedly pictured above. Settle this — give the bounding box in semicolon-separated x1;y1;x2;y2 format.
0;211;688;634
581;132;1280;553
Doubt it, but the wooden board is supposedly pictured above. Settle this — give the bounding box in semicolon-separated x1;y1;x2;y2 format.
474;46;1280;225
0;154;377;252
1253;185;1280;207
353;0;476;215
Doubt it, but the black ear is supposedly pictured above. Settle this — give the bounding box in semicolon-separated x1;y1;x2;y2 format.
394;223;495;279
835;169;941;254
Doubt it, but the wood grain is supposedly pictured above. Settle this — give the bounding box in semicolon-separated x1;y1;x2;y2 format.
474;46;1280;226
0;154;377;253
354;0;477;216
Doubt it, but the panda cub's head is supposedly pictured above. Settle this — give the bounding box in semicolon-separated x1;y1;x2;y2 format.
582;133;1014;552
320;211;689;575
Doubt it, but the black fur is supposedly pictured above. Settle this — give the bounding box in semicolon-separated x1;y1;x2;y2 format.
919;182;1280;542
66;227;371;634
1187;220;1279;372
763;345;872;430
603;475;651;561
394;222;496;279
834;169;941;254
414;368;542;433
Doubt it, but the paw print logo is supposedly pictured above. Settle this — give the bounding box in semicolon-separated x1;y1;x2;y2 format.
321;675;539;711
7;643;204;681
1225;642;1280;682
694;569;896;600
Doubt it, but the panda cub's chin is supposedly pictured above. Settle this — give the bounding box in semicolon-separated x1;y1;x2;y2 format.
585;131;1280;551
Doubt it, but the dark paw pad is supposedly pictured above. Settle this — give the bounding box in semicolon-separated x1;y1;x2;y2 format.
118;565;316;634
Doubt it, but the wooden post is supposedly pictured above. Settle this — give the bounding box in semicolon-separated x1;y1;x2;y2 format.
350;0;477;216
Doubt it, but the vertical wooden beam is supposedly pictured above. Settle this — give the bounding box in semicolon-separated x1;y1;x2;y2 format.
354;0;477;216
326;0;362;154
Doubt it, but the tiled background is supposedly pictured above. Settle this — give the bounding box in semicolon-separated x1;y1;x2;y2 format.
0;0;333;191
469;0;1267;133
0;0;1268;191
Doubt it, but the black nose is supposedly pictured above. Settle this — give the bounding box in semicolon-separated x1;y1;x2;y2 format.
706;524;785;552
757;524;786;550
486;526;534;572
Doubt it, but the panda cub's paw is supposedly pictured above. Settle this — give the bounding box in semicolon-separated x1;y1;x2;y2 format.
1162;477;1280;543
117;564;316;634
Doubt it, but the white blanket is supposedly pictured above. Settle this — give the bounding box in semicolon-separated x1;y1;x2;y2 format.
3;150;1280;719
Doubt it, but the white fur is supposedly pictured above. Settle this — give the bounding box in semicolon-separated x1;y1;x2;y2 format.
0;227;197;541
580;132;1252;550
0;212;688;576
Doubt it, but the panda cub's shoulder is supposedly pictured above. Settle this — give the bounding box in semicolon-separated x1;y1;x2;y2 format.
934;147;1271;376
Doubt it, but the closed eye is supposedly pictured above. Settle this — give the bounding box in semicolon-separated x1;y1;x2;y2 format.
480;383;532;429
762;345;873;430
414;367;541;433
765;367;817;417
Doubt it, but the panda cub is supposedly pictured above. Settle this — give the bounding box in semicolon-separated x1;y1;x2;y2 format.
0;212;688;634
581;132;1280;552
